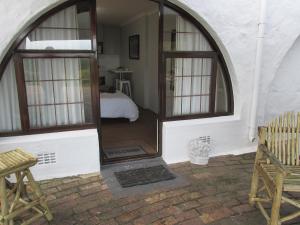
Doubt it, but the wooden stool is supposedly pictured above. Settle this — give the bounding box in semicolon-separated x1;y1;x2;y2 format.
0;148;53;225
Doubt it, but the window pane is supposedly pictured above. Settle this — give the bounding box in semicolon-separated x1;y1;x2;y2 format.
163;7;212;51
52;59;65;79
39;81;55;104
68;103;84;124
201;96;210;113
215;62;229;113
40;105;56;127
28;106;40;128
182;97;191;115
28;105;56;128
182;77;192;95
165;57;212;117
53;81;67;103
191;96;201;113
24;59;52;81
23;58;93;128
202;76;211;95
67;80;82;102
0;60;21;132
19;4;92;50
55;105;69;125
192;76;201;95
65;58;81;79
25;82;38;105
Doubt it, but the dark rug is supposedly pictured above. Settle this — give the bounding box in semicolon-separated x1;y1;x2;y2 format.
104;146;146;159
114;165;176;188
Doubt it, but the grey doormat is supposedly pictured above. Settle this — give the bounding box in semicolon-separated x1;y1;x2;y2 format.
104;146;146;159
114;165;176;188
100;158;190;198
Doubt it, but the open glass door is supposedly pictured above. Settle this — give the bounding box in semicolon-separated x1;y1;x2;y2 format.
96;0;161;163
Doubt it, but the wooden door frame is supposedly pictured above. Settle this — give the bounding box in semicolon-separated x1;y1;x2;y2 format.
100;0;163;165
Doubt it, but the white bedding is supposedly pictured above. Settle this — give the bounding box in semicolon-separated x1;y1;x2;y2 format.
100;91;139;122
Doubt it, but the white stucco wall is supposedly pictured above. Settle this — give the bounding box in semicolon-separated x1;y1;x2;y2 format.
257;0;300;124
0;130;100;180
1;0;300;178
265;36;300;121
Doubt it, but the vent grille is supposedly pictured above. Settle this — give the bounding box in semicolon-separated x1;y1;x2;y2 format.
37;152;56;165
198;136;211;145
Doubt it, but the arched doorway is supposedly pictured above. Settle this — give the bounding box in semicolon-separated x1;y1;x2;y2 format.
0;0;233;165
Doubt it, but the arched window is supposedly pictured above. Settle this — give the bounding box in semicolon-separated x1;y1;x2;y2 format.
0;0;233;136
0;0;98;136
162;5;233;119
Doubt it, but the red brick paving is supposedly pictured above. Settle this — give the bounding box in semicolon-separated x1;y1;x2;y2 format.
19;153;299;225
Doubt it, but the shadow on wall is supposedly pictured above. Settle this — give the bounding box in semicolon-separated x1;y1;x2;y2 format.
265;35;300;121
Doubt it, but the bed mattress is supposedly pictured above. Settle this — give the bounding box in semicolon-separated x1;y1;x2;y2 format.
100;91;139;122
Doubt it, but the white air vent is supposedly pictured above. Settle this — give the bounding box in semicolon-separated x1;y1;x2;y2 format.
37;152;56;165
198;136;211;145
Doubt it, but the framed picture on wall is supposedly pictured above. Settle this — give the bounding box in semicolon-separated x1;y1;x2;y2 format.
129;35;140;60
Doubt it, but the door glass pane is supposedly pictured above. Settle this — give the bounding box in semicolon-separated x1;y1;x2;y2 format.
23;57;93;128
19;3;92;50
165;57;212;117
163;7;212;52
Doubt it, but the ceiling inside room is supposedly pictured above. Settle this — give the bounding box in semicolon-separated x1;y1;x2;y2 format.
96;0;159;26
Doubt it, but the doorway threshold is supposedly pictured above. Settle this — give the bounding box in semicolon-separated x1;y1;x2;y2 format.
101;152;160;165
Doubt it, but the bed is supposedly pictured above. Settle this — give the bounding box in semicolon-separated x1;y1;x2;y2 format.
100;91;139;122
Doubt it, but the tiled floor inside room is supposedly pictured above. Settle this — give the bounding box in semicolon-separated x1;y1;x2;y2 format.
101;109;157;158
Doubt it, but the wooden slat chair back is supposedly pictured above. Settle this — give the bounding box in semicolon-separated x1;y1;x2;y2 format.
266;112;300;166
249;112;300;225
0;148;53;225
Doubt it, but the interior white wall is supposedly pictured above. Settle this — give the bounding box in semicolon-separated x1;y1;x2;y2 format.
120;17;147;108
0;130;100;180
97;25;121;87
120;12;159;113
145;12;159;113
98;54;120;87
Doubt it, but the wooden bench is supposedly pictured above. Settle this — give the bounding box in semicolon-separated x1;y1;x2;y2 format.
249;112;300;225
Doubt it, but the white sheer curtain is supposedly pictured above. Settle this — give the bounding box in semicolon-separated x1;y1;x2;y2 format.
22;6;85;128
24;58;85;128
172;16;213;116
20;6;91;50
215;62;228;112
0;60;21;132
174;16;212;52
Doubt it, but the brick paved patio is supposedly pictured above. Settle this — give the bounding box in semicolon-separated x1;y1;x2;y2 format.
28;153;300;225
